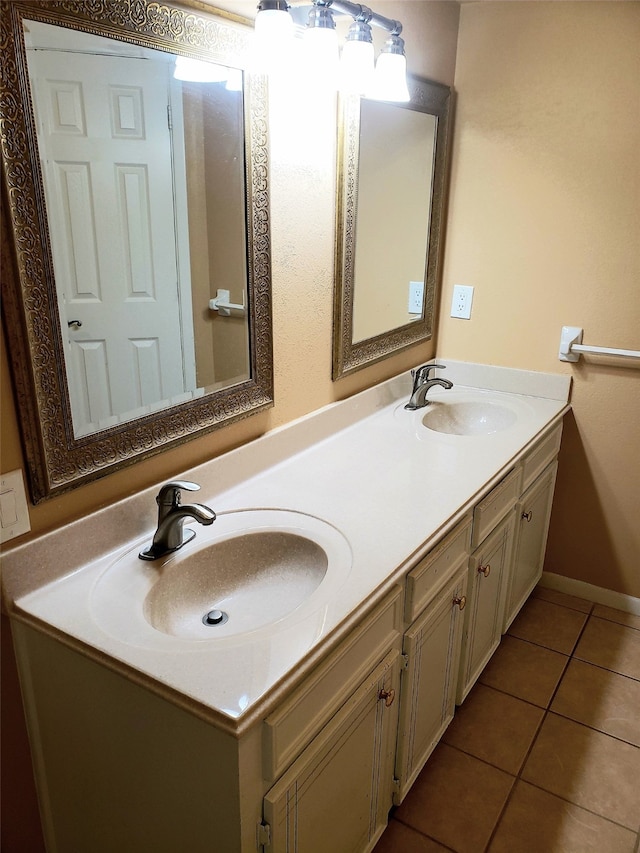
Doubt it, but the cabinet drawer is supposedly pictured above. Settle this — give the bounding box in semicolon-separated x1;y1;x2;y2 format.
472;467;520;548
263;586;403;782
405;516;472;624
521;423;562;493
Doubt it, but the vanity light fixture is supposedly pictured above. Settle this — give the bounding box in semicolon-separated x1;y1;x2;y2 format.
255;0;410;101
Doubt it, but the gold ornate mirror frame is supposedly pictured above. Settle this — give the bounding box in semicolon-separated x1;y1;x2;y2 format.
0;0;273;502
333;78;452;379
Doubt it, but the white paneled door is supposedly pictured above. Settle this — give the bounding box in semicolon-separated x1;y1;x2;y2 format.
27;46;196;435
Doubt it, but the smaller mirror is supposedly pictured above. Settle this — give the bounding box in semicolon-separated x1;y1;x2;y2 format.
333;77;452;378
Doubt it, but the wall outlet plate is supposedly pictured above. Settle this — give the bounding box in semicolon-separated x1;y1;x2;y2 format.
408;281;424;314
451;284;474;319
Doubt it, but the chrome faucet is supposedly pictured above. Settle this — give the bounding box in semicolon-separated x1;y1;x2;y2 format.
139;481;216;560
405;363;453;410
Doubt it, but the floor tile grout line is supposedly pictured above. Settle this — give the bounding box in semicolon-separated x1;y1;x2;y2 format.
377;596;640;852
440;738;518;779
473;601;633;851
564;651;640;684
419;740;518;852
513;774;640;836
528;594;594;617
547;707;640;751
568;605;593;656
543;643;573;708
477;677;565;712
391;814;457;851
532;590;595;616
506;611;590;658
444;715;640;849
482;721;548;851
572;654;640;684
590;612;640;634
482;699;552;852
501;631;572;658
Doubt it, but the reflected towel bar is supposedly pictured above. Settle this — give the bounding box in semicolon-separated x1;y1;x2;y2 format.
209;288;246;317
558;326;640;362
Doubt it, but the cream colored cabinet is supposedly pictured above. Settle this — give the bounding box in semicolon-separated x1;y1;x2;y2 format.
12;424;565;853
503;461;558;631
262;650;401;853
394;563;468;803
259;587;404;852
457;511;516;703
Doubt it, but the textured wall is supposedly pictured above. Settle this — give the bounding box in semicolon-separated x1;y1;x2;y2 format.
0;2;460;540
438;2;640;597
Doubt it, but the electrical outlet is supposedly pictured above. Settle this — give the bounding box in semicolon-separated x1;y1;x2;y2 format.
451;284;474;319
408;281;424;314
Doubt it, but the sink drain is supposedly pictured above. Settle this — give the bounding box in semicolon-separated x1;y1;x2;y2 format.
202;609;229;627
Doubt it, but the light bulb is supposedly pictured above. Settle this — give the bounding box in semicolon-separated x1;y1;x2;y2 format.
340;21;374;96
303;7;339;89
173;56;229;83
370;51;410;102
253;1;294;73
225;68;243;91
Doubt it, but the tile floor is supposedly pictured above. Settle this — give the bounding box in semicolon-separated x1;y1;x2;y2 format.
374;586;640;853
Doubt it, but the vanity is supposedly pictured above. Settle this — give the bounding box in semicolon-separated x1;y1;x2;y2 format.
3;361;570;853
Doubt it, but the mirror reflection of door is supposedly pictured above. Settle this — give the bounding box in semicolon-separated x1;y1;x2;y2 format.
26;39;198;437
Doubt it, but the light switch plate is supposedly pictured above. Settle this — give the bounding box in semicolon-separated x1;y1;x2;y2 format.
0;469;31;543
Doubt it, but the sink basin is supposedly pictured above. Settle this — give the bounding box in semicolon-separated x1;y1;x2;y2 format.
145;531;327;638
91;510;352;644
422;400;517;435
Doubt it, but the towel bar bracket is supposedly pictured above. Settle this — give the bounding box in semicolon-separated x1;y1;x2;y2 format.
558;326;640;362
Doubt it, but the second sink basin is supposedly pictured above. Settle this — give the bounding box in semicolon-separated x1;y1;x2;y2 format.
91;509;352;644
422;400;517;435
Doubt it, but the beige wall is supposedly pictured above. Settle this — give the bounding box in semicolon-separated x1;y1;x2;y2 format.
0;0;460;536
439;2;640;597
1;5;460;843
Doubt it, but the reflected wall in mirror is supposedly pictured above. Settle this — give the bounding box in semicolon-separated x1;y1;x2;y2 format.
0;0;273;501
333;77;452;378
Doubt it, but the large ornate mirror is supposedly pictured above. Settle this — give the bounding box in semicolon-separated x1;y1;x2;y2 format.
333;77;452;378
1;0;273;502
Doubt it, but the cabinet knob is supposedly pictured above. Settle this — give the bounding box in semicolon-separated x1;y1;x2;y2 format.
522;510;533;522
378;687;396;707
453;595;467;611
478;563;491;577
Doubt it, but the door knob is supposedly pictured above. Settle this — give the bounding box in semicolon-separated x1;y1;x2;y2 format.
478;563;491;577
378;687;396;707
67;320;82;329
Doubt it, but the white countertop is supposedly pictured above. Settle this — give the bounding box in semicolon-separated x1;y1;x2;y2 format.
5;361;571;733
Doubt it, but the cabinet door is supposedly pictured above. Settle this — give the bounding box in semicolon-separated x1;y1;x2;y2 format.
457;512;515;704
504;461;558;631
263;650;400;853
395;565;468;803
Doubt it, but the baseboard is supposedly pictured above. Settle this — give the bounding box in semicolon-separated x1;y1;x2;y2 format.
540;572;640;617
